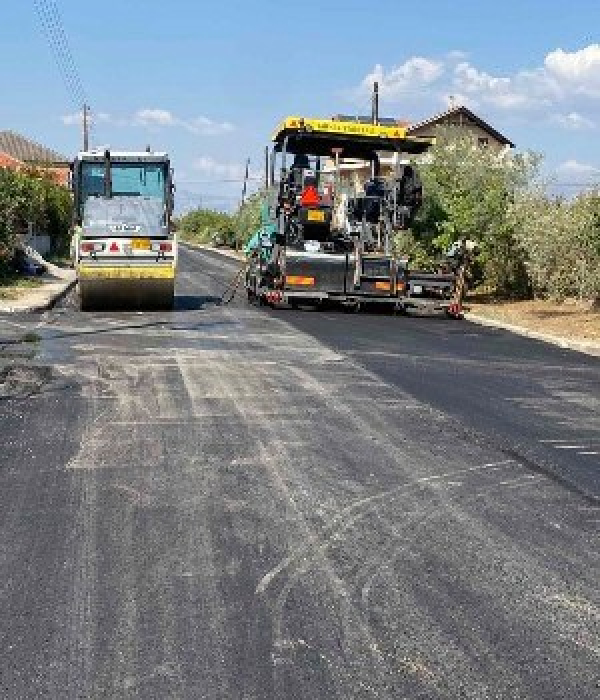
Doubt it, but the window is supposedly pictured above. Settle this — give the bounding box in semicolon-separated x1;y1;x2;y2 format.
478;137;489;148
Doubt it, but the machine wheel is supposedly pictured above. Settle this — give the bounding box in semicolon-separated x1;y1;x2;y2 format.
78;285;93;311
158;296;175;311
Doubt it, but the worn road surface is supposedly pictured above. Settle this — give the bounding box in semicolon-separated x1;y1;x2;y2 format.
1;245;598;699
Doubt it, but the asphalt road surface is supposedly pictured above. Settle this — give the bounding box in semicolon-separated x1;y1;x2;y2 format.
1;245;598;699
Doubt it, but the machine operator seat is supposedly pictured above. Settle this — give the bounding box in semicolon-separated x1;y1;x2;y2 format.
289;154;311;190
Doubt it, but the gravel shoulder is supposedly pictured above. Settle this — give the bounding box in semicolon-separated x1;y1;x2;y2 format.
466;300;600;357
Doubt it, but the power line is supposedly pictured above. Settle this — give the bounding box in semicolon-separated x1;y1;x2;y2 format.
178;177;263;184
177;193;247;200
45;0;86;103
33;0;86;109
553;182;600;187
34;1;79;105
44;0;85;96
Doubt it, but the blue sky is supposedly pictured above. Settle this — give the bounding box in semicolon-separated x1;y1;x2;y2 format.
2;0;600;210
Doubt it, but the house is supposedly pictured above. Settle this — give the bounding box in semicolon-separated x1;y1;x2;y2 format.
0;130;70;186
325;106;514;190
406;105;514;151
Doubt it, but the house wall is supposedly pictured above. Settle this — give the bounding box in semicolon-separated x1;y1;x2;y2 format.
409;118;507;151
0;151;24;169
35;165;70;187
0;153;70;186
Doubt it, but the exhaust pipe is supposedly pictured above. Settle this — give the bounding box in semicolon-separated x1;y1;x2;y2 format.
371;81;379;125
104;149;112;198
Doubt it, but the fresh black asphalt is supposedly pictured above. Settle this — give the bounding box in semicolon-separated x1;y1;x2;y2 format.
0;245;598;699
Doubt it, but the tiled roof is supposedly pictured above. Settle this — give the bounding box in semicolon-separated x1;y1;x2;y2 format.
407;106;515;147
0;130;68;164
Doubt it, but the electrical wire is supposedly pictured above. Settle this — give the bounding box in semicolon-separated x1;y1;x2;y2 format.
33;0;87;109
34;1;80;106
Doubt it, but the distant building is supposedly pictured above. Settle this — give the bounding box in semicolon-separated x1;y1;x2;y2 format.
406;105;514;151
0;130;70;186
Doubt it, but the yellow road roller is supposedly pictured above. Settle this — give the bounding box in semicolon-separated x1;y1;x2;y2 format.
71;149;177;310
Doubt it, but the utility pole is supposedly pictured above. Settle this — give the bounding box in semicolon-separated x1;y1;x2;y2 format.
82;103;90;151
237;157;251;251
241;157;250;206
265;146;270;189
371;81;379;125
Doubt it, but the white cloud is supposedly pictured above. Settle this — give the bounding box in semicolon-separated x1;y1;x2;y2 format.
61;111;84;126
62;108;234;134
453;62;553;110
185;116;234;135
358;57;444;101
545;44;600;97
349;43;600;119
134;108;234;134
446;50;469;62
192;156;248;181
555;159;600;179
442;92;479;110
134;109;176;127
551;112;595;130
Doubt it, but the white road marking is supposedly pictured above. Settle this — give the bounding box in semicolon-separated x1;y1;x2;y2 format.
538;438;600;456
553;445;590;450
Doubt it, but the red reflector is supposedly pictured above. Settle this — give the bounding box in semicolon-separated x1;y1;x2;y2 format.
301;185;320;207
159;242;172;252
109;242;120;252
80;242;94;253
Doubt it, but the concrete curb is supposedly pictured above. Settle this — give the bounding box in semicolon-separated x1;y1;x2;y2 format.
0;276;76;314
466;312;600;358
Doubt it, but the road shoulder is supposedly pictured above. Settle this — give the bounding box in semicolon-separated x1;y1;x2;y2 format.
465;311;600;357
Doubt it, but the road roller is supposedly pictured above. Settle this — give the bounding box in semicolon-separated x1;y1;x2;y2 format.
71;149;177;310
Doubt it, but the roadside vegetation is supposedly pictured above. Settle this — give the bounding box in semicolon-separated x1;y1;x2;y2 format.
0;167;72;284
178;191;262;250
407;126;600;304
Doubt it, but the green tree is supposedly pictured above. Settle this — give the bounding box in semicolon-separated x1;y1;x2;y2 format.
232;191;263;248
410;126;541;296
0;168;72;274
511;190;600;302
178;207;235;244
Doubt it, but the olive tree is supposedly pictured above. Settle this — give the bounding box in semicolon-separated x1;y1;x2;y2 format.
0;168;72;273
410;126;541;295
511;190;600;302
232;191;263;248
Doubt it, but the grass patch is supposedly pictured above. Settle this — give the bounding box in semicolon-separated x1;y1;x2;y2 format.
0;274;44;299
45;253;72;268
